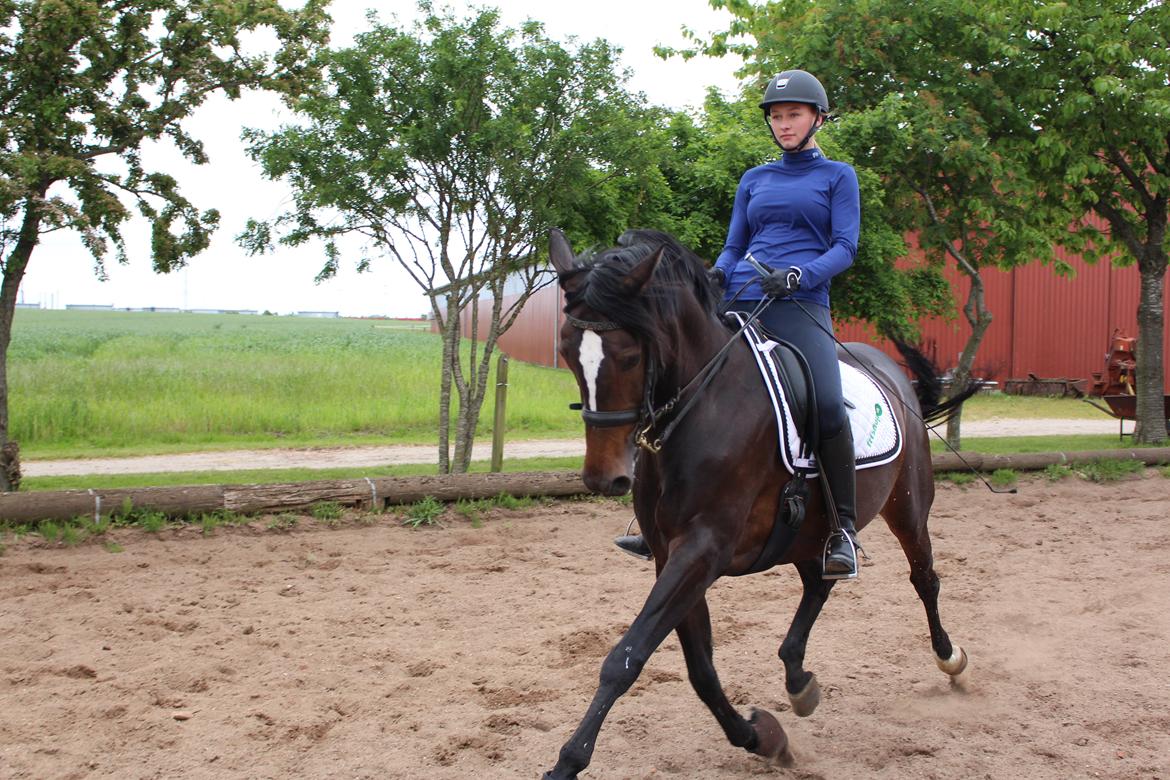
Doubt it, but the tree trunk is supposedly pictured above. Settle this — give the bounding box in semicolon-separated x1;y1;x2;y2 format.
437;296;461;474
1134;248;1167;444
452;285;506;474
0;194;46;491
451;289;481;473
945;267;993;451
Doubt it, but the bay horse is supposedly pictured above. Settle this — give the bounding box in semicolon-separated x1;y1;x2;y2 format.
543;228;972;779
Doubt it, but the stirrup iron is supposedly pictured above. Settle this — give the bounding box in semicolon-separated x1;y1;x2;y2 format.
821;530;861;581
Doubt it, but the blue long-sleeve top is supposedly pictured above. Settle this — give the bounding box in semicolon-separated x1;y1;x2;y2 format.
714;148;860;309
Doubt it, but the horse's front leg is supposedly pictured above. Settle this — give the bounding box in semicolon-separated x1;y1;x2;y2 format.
676;596;793;764
542;537;725;780
777;560;837;716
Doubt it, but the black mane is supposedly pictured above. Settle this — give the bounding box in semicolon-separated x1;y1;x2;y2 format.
565;230;719;364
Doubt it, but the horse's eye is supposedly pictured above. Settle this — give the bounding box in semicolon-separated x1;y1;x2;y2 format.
619;353;641;371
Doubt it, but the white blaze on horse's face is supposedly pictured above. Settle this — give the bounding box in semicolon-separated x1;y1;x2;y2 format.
579;330;604;411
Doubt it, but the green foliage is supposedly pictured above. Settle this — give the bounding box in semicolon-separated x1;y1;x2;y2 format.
0;0;331;491
1159;465;1170;479
242;5;649;474
1043;463;1073;481
267;514;300;532
309;501;343;521
1075;458;1145;483
0;0;329;275
492;492;542;511
200;513;220;537
138;512;167;534
694;0;1168;443
454;498;490;527
989;468;1018;489
60;524;83;546
939;471;976;486
403;496;445;528
104;541;123;553
37;520;62;543
640;93;948;335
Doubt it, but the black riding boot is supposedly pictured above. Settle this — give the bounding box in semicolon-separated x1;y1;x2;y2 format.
819;425;859;580
614;534;653;561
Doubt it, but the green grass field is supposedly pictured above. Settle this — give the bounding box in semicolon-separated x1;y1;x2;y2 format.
11;309;578;458
10;308;1111;464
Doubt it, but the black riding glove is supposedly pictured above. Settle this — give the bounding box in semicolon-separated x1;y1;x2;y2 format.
706;266;726;290
760;266;802;298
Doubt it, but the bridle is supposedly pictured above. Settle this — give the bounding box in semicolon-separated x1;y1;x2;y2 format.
564;299;769;453
564;311;658;434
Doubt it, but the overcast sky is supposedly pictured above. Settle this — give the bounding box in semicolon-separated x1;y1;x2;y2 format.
21;1;746;318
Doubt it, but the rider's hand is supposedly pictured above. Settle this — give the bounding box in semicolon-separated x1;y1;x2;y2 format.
760;266;802;298
706;266;726;290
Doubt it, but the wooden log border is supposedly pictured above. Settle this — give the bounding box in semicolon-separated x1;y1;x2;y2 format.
3;448;1169;524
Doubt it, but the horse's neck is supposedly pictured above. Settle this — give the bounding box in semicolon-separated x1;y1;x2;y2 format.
658;308;733;396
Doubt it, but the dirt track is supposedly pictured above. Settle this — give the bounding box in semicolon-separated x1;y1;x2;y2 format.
1;471;1168;779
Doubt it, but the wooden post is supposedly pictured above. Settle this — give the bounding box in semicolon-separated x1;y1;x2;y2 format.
490;353;509;472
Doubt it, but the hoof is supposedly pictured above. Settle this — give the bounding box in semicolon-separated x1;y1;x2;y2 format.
788;674;821;717
748;707;793;766
935;645;969;677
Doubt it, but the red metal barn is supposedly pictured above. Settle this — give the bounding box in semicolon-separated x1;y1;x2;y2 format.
455;243;1170;389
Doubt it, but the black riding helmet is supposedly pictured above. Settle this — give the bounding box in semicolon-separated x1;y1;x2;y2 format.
759;69;830;152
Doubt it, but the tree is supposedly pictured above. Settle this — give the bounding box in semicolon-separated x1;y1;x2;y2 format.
241;4;651;473
686;0;1083;446
0;0;330;490
1007;0;1168;443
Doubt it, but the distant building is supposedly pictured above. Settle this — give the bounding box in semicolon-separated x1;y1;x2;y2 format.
15;302;40;309
295;311;340;318
66;304;114;311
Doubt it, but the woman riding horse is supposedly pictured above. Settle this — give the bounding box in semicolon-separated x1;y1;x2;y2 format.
544;225;971;779
616;69;862;579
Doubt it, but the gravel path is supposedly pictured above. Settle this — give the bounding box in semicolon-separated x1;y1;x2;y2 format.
22;418;1122;477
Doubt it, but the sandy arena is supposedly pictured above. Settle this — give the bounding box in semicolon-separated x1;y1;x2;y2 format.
1;471;1168;779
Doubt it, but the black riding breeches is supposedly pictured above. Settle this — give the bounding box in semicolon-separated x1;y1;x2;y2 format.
731;299;847;438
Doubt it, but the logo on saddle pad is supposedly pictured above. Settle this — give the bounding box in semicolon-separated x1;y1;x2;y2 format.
866;403;883;447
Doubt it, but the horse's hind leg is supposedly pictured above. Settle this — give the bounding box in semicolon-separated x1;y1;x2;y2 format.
882;477;968;678
676;597;792;765
777;560;837;717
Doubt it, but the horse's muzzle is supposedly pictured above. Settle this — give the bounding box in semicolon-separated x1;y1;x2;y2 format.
582;430;635;496
585;473;632;496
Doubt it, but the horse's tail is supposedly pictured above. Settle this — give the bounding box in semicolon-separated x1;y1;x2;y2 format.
888;337;980;426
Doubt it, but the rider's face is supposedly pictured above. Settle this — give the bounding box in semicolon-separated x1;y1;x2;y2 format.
768;103;821;150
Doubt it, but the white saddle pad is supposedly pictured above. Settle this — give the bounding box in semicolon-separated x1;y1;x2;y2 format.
729;312;903;476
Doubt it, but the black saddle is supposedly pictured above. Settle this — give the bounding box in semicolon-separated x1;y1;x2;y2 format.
733;316;819;451
722;314;820;575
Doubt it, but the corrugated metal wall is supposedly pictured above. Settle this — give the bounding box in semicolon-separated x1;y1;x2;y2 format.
459;249;1170;387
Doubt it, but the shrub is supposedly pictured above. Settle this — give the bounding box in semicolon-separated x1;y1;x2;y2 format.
310;501;344;521
989;469;1018;488
1076;458;1144;483
1043;463;1073;481
404;496;444;528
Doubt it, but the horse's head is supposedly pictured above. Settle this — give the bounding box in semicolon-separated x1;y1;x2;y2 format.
549;228;662;496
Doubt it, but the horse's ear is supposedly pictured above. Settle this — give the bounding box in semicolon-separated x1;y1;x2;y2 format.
621;247;663;296
549;228;577;276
